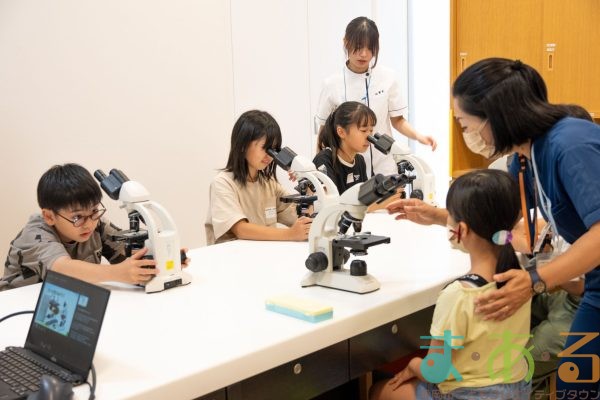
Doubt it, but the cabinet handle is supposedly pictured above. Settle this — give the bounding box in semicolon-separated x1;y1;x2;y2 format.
391;323;399;334
293;363;302;375
460;54;467;72
547;53;554;71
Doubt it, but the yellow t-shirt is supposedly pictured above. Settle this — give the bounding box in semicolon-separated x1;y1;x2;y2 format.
205;171;297;245
431;280;532;394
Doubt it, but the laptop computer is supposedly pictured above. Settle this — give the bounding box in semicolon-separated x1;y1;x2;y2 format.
0;271;110;400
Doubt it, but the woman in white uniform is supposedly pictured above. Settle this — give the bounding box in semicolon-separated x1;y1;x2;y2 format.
315;16;436;176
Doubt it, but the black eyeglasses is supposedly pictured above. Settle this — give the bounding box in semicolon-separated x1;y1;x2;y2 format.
56;204;106;227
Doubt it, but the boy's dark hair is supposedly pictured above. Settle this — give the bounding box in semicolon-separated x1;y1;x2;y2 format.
452;58;592;157
37;163;102;211
344;17;379;68
224;110;282;185
317;101;376;171
446;169;521;288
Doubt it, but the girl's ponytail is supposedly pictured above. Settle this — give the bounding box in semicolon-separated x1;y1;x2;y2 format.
317;108;338;151
495;242;521;288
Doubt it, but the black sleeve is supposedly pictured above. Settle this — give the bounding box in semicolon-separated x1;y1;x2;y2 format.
313;150;338;186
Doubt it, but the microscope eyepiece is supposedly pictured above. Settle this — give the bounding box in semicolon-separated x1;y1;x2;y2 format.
94;170;107;182
367;133;393;154
94;169;131;201
268;147;297;171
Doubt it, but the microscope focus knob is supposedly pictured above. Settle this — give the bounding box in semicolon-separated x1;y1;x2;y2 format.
305;252;328;272
350;260;367;276
410;189;424;200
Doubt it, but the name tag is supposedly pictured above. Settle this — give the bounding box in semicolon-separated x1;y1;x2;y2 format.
346;173;354;184
265;206;277;220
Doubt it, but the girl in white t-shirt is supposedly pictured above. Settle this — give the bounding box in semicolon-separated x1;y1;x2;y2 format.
205;110;312;245
371;169;532;400
316;16;436;176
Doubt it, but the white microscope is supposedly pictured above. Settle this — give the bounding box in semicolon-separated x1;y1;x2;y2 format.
94;169;192;293
268;148;410;294
367;133;436;205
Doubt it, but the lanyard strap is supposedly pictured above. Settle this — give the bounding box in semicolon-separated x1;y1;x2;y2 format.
531;144;561;252
518;154;538;254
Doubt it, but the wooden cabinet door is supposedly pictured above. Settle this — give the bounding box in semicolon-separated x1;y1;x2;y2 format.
451;0;544;177
455;0;543;74
542;0;600;118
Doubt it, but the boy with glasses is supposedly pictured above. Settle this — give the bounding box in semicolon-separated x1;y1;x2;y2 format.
2;163;158;290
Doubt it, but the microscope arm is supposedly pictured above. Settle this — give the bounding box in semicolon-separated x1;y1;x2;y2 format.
392;153;436;205
95;169;191;293
367;134;436;205
307;174;404;264
268;147;340;212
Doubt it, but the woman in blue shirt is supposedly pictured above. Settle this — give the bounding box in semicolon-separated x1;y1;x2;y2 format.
388;58;600;396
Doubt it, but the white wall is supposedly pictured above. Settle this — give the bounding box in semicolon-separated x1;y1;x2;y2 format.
231;0;311;159
0;0;450;275
0;0;234;268
407;0;451;204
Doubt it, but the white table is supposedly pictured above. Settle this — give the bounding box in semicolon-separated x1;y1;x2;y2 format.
0;213;469;399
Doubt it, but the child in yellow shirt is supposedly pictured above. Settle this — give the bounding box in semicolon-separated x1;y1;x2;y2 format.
371;169;532;400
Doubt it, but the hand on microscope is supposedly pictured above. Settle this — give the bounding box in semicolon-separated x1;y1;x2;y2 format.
287;170;298;182
386;198;448;226
116;248;158;285
289;216;312;241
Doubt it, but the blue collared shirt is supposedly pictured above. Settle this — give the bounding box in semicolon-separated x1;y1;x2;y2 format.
508;117;600;307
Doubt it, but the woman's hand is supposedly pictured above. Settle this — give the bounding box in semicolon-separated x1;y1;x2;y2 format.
386;198;446;226
417;134;438;151
474;269;533;320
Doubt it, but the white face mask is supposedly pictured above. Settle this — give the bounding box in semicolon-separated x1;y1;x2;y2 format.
447;224;468;253
462;120;495;159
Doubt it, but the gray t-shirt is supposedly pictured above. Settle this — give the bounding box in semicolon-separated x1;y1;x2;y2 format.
2;214;126;290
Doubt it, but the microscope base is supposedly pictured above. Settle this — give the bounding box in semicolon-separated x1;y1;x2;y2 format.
145;271;192;293
301;270;380;294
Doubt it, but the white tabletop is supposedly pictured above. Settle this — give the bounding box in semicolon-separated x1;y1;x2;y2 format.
0;213;469;399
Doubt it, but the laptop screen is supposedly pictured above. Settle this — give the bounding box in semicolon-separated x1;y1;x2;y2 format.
24;271;110;380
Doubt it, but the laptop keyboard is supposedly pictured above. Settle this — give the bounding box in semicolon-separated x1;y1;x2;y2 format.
0;347;77;397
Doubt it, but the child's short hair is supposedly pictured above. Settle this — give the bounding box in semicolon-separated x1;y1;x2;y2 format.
224;110;282;185
37;163;102;211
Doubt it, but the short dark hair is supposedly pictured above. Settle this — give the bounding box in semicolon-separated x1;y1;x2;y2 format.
344;17;380;68
224;110;282;185
446;169;521;287
317;101;376;171
452;58;588;156
37;163;102;211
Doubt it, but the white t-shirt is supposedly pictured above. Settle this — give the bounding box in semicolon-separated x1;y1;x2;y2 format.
315;64;408;176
